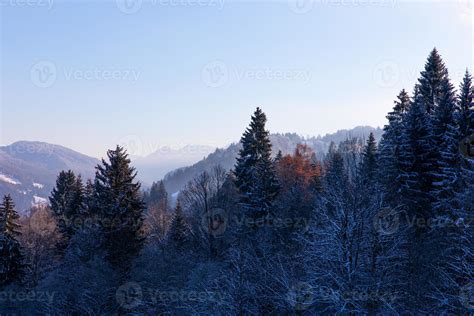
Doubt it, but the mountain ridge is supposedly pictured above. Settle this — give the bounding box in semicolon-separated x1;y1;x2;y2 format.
0;141;99;212
162;126;383;194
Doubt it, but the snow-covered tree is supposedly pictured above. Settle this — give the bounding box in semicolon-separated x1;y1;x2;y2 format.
167;201;192;251
0;195;26;287
93;146;145;273
234;107;279;224
49;170;85;243
417;47;448;115
378;89;410;205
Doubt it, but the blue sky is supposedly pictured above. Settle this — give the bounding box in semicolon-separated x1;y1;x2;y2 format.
1;0;472;158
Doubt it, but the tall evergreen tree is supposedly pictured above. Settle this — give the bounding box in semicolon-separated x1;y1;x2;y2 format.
360;132;378;188
452;70;474;314
49;170;84;240
397;87;436;311
417;48;448;115
431;72;461;213
147;180;169;212
398;87;435;219
0;195;26;287
234;107;279;223
93;146;145;273
378;89;410;204
457;70;473;138
167;201;191;251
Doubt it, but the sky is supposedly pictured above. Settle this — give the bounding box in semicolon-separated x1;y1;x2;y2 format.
0;0;472;158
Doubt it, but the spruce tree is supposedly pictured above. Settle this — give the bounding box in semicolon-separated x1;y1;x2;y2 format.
167;201;191;251
397;87;438;312
457;70;473;138
49;170;84;240
452;70;474;314
417;48;448;115
431;72;461;213
0;195;26;287
234;107;279;223
147;180;169;212
360;132;378;188
398;87;435;217
378;89;410;204
93;146;145;272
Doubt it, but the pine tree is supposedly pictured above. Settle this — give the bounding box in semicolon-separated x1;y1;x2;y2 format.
234;107;279;224
93;146;145;272
417;48;448;115
378;89;410;204
398;87;435;218
0;195;26;287
49;170;84;240
397;87;438;312
360;132;378;188
431;72;461;213
274;150;283;163
167;201;191;251
147;180;169;212
450;69;474;313
457;70;473;138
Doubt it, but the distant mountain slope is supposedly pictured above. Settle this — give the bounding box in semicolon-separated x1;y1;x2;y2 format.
132;144;215;186
0;141;99;212
163;126;382;194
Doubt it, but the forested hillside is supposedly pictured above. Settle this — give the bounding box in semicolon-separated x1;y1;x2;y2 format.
163;127;382;194
0;49;472;314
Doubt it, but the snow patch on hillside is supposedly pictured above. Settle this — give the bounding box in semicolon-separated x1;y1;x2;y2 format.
0;174;21;185
33;195;48;206
33;182;44;189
